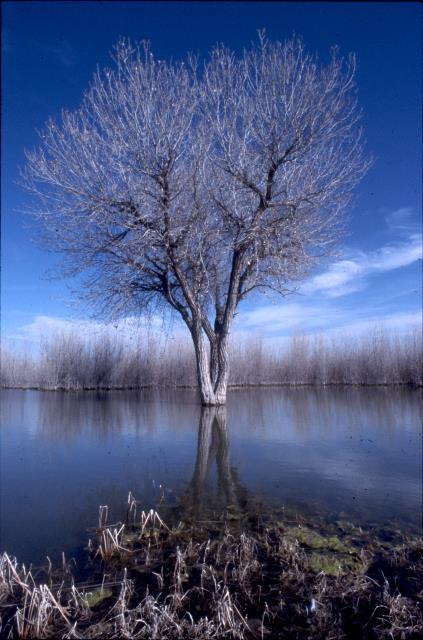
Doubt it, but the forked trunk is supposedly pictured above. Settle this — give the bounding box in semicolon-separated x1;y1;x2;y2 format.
184;249;241;405
192;329;215;405
191;326;230;406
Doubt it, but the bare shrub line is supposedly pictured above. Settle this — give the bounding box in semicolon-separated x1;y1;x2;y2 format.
1;325;421;390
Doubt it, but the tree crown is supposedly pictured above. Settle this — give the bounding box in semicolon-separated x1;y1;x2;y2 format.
22;35;370;330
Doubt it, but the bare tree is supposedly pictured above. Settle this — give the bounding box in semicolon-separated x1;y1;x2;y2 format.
22;35;369;405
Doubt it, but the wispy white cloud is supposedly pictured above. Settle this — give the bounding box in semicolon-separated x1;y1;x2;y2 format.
325;310;422;337
302;233;421;298
385;207;420;234
239;306;422;347
368;234;422;271
2;314;187;349
303;260;364;298
15;315;145;341
236;303;334;334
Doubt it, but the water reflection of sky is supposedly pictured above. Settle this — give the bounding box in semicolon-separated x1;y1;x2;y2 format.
1;388;421;565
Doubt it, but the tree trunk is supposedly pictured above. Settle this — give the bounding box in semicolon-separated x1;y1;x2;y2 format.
210;341;219;388
213;332;230;405
191;324;216;405
190;314;233;405
190;328;231;405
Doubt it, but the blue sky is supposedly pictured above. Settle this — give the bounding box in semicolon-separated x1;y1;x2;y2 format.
1;1;421;349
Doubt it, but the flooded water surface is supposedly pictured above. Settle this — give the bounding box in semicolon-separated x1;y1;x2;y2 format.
1;387;421;566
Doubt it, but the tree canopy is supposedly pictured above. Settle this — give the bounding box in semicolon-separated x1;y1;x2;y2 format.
22;35;370;404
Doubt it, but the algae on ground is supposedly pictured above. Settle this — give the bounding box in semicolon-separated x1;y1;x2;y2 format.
283;525;368;576
307;550;367;576
86;587;113;608
285;525;352;553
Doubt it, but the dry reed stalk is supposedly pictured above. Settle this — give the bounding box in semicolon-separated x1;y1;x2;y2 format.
1;499;422;639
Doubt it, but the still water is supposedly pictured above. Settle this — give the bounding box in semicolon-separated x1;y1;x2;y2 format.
1;387;421;566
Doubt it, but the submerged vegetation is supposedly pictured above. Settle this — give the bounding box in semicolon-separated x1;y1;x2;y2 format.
1;326;421;390
1;494;422;639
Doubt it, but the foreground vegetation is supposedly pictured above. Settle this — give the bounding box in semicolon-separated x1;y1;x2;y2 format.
1;494;422;639
1;327;421;390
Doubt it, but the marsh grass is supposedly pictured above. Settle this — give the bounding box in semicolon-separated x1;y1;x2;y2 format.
1;326;421;390
1;495;422;639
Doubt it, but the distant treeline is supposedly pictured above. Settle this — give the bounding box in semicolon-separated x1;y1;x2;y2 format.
1;327;421;389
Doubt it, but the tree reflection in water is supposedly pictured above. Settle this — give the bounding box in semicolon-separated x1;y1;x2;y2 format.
178;407;248;522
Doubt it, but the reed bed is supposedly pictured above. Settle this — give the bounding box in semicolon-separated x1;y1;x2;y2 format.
1;494;422;639
1;325;421;390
